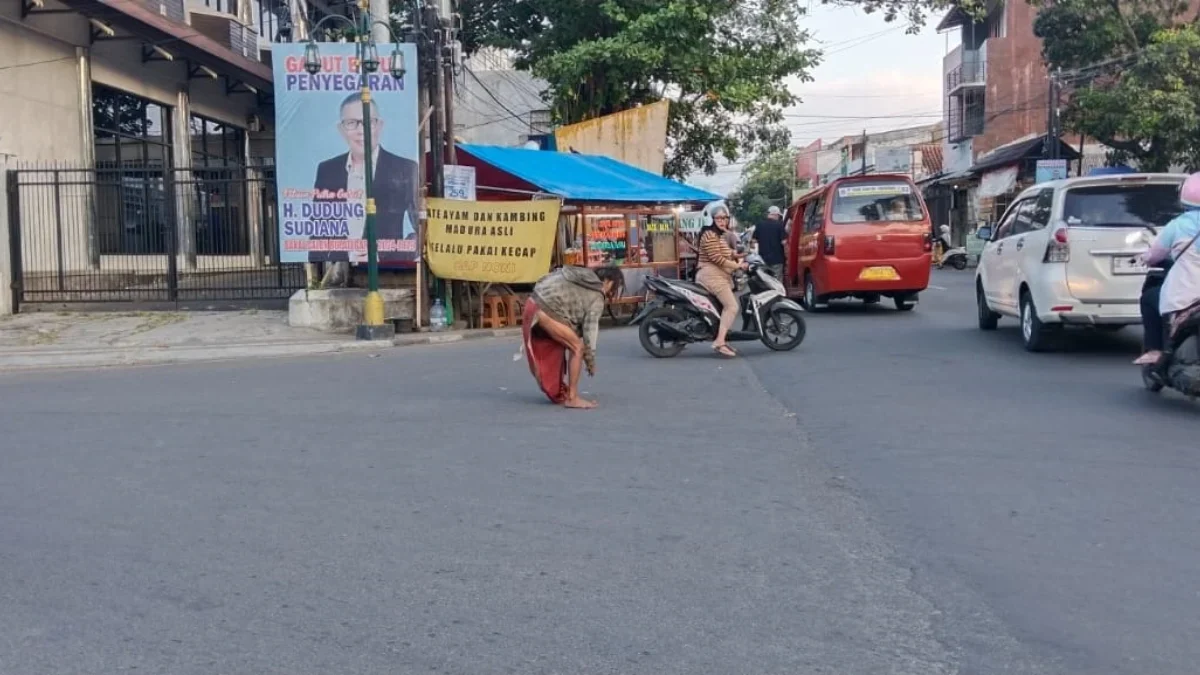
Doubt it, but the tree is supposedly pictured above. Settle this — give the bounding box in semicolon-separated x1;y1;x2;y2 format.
1033;1;1200;171
727;150;796;227
817;0;984;30
451;0;819;179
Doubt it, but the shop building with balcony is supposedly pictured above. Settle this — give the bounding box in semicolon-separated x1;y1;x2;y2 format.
0;0;351;312
932;0;1081;237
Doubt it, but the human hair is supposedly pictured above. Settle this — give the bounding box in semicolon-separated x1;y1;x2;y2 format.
339;93;380;117
700;204;731;239
593;266;625;299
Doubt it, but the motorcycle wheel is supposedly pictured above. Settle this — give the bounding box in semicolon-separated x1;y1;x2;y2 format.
951;256;968;270
638;307;688;358
1142;365;1164;393
760;305;807;352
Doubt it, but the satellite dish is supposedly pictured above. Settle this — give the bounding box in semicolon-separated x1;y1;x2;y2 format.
523;140;541;150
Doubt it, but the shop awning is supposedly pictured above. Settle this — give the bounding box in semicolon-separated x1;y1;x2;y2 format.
969;136;1081;175
455;144;721;203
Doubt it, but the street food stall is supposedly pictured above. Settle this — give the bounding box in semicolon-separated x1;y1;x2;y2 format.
452;144;720;320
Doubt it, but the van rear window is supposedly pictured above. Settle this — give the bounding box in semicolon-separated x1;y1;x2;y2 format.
831;182;923;224
1063;183;1184;228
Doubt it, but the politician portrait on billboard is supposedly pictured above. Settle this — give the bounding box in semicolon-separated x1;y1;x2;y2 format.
273;42;420;265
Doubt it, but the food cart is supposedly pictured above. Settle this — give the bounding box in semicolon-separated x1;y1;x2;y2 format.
453;144;719;321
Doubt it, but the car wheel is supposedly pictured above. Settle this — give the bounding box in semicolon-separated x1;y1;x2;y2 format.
803;274;824;312
977;283;999;330
1020;290;1054;352
894;296;915;311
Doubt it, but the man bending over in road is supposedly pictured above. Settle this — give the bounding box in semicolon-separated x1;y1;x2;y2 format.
522;266;625;409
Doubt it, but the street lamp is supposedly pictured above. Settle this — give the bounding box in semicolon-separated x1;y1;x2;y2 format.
304;3;408;340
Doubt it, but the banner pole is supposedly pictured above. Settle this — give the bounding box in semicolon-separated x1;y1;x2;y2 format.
355;0;391;340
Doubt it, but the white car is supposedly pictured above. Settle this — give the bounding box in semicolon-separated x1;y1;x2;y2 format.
974;173;1188;351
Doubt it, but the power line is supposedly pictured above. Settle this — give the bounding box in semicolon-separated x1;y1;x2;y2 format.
782;112;944;120
463;65;549;134
701;96;1055;178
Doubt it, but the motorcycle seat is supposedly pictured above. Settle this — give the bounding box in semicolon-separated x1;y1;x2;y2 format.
665;278;729;310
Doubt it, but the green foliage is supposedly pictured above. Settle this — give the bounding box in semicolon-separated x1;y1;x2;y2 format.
728;150;796;226
1032;0;1199;170
450;0;819;179
817;0;986;31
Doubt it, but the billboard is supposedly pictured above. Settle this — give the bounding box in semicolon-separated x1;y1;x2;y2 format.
273;43;420;265
553;101;670;175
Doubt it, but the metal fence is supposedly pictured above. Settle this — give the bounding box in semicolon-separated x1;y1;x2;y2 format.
6;164;305;311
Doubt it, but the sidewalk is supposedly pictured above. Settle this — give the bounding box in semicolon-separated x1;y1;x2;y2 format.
0;311;522;372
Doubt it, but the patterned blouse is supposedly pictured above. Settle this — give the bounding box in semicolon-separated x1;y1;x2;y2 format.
698;230;739;274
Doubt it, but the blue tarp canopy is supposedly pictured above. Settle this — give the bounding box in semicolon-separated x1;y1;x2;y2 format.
456;144;720;204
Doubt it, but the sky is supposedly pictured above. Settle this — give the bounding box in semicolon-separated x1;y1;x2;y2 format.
686;2;955;196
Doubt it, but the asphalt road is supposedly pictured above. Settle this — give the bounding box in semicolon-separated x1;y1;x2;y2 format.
1;269;1197;674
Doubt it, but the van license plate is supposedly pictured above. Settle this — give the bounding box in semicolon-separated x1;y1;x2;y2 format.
1112;256;1146;275
859;266;900;281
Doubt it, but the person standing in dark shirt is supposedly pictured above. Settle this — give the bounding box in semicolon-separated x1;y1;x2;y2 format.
752;205;788;279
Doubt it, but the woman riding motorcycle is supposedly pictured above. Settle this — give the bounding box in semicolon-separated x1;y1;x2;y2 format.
695;201;749;358
1136;172;1200;365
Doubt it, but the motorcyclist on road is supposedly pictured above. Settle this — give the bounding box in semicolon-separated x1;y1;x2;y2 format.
696;201;749;359
1135;172;1200;365
937;224;953;259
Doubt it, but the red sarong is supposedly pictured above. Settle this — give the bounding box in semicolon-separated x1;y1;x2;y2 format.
522;298;567;403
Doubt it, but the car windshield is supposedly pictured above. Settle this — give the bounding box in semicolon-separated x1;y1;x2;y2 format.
1062;183;1184;228
831;181;923;224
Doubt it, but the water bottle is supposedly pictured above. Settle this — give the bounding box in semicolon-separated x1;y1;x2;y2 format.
430;299;447;332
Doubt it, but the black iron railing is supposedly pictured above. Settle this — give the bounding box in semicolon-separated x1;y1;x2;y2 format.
946;60;986;92
6;164;304;310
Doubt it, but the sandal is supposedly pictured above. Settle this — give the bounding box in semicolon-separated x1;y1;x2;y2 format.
713;344;737;358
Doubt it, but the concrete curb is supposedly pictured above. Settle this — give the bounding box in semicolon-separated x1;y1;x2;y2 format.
393;327;523;346
0;328;525;372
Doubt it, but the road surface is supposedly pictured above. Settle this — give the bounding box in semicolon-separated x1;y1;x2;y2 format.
1;269;1196;674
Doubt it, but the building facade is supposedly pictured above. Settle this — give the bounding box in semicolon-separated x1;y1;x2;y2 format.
455;48;550;148
793;123;942;188
940;0;1050;162
935;0;1077;239
0;0;351;312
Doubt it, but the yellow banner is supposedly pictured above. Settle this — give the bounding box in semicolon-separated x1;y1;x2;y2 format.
425;197;561;283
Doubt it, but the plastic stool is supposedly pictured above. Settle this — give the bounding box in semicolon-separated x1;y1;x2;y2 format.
505;294;524;326
481;294;508;328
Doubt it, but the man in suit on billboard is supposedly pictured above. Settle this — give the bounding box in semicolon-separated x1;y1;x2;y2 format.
308;93;418;263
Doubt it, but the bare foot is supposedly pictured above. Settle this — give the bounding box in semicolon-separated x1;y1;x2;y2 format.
1134;351;1162;365
563;397;598;409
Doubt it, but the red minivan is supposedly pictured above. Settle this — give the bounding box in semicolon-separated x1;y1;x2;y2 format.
785;174;933;311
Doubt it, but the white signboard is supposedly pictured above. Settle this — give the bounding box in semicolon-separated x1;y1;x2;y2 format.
837;184;912;198
444;165;476;201
875;147;913;174
1035;159;1069;184
678;210;706;233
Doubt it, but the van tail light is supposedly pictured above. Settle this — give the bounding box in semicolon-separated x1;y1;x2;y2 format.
824;235;836;256
1044;226;1070;263
923;232;933;253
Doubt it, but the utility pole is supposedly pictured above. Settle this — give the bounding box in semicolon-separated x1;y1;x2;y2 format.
1047;70;1062;160
442;25;457;166
426;1;445;199
861;129;868;175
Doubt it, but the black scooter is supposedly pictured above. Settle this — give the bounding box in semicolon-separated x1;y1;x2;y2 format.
1133;228;1200;396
